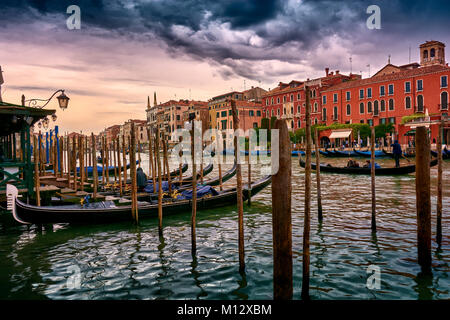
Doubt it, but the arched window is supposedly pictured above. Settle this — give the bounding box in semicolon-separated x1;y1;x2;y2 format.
271;109;274;116
314;118;318;125
277;108;280;115
271;98;274;104
374;101;379;114
298;120;301;128
291;120;294;128
314;102;318;112
284;108;286;114
283;96;287;103
388;99;394;111
313;90;316;98
291;107;294;114
297;105;300;113
277;97;280;104
430;48;436;58
367;101;372;113
290;94;294;102
380;100;386;112
346;104;351;115
360;102;364;114
405;96;411;109
417;95;424;112
440;92;448;109
423;50;428;59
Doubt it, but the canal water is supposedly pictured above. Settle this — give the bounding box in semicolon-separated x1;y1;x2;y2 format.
0;155;449;300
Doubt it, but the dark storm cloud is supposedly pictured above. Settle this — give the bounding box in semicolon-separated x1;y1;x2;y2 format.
2;0;450;81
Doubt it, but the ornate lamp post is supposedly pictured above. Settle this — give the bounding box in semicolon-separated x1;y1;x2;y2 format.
25;89;69;128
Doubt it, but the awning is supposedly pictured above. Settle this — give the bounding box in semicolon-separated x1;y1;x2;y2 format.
329;129;352;139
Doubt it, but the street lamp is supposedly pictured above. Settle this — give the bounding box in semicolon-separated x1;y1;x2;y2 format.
25;89;70;110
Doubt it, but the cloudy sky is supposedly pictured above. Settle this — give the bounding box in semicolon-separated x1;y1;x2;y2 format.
1;0;449;133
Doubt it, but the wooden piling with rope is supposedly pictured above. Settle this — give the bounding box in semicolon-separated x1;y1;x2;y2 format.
314;129;322;221
130;122;138;224
371;126;376;231
436;120;443;245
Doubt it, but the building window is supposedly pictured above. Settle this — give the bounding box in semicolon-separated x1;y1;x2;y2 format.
221;111;227;117
283;96;287;103
283;108;286;114
417;80;423;91
388;84;394;95
360;119;364;124
417;95;424;112
257;110;261;116
313;90;316;98
441;76;448;88
388;99;394;111
380;118;386;125
277;108;280;115
314;118;318;125
441;92;448;110
271;98;274;104
333;93;338;103
298;120;301;128
359;102;364;114
314;102;318;112
271;109;274;116
297;93;301;100
322;95;327;104
249;110;254;116
290;94;294;101
359;89;364;99
380;100;386;112
346;91;351;101
374;101;379;115
405;96;411;109
380;85;385;96
297;105;300;114
367;88;372;98
405;81;411;93
277;97;280;104
346;104;351;115
367;101;372;113
333;106;338;120
216;112;220;118
389;117;396;124
368;119;373;126
322;108;327;121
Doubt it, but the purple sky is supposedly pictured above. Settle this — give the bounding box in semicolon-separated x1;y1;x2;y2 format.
1;0;449;133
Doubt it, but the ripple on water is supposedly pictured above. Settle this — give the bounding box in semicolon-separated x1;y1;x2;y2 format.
0;157;449;300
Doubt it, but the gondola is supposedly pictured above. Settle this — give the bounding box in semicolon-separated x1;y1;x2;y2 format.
430;149;449;160
382;149;416;158
291;150;315;156
353;149;386;158
78;160;140;177
173;163;235;188
299;157;438;175
8;175;272;225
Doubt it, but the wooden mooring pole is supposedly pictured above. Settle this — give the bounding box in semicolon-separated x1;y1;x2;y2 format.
436;120;443;246
33;136;41;206
272;119;292;300
371;126;376;231
91;133;98;199
155;127;163;234
130;122;138;224
415;126;431;273
116;139;122;196
191;122;198;253
231;99;245;272
314;129;322;222
301;86;311;300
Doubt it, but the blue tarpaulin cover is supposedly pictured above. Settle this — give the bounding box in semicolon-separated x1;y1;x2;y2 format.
144;181;175;193
176;185;219;200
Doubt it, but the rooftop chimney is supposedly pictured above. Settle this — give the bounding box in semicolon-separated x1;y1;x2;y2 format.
330;72;334;76
336;70;340;74
325;67;329;76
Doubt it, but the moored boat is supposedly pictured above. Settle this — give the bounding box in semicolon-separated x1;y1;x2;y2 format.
7;175;272;225
299;158;438;175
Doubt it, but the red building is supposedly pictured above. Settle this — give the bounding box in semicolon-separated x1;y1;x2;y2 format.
263;40;450;146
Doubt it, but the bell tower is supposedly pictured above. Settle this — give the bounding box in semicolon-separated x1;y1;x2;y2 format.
420;41;446;67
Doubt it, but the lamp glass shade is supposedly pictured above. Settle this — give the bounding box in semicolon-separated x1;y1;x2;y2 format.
51;114;57;122
57;91;69;110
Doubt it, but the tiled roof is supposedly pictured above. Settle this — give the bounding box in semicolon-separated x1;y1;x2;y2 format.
322;64;450;92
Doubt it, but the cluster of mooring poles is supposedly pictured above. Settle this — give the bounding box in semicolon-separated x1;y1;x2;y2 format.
270;87;443;300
